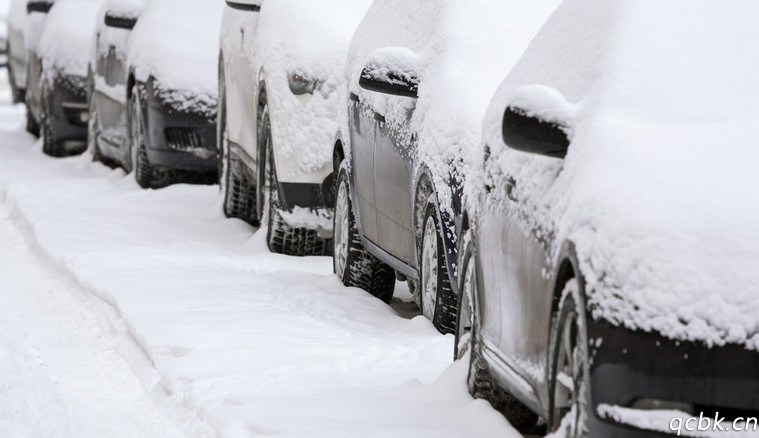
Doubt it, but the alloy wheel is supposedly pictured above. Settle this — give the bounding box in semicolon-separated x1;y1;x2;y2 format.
421;215;439;320
333;180;350;278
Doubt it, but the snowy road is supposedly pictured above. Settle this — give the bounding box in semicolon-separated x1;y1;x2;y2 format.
0;72;517;437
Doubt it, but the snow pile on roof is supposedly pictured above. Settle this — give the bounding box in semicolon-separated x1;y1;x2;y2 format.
127;0;222;114
476;0;759;348
346;0;562;214
252;0;372;180
38;0;104;78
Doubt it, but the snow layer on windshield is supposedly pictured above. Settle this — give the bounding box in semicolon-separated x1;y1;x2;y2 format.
127;0;222;113
38;0;104;78
345;0;562;217
474;0;759;348
253;0;372;181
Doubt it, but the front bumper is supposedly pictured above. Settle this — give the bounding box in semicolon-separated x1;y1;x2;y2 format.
46;73;88;151
587;318;759;437
142;80;218;174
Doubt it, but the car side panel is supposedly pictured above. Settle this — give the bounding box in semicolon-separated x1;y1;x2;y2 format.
349;95;378;243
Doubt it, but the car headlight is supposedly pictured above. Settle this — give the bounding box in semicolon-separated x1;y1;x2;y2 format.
288;72;318;95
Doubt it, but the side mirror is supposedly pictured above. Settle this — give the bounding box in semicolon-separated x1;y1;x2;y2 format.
225;0;261;11
357;48;420;99
502;85;573;158
104;12;138;30
27;0;54;14
359;65;418;98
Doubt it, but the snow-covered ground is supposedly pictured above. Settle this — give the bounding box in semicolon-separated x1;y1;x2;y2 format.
0;70;516;437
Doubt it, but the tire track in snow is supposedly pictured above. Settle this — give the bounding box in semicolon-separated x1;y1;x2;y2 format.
0;206;209;438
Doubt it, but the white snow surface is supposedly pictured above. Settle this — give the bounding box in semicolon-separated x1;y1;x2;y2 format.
253;0;371;181
474;0;759;348
38;0;105;78
0;75;516;436
344;0;562;216
127;0;222;114
5;0;24;35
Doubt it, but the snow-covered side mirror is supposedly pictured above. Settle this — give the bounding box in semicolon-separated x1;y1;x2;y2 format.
358;47;419;99
104;12;138;30
27;0;53;14
225;0;261;12
502;85;574;159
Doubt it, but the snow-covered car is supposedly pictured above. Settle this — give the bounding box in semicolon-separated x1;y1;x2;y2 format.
87;0;143;170
456;0;759;436
220;0;371;257
28;0;103;156
22;0;53;135
125;0;222;189
5;0;26;103
0;0;10;73
332;0;560;332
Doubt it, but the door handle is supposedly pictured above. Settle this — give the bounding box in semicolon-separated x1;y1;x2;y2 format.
373;112;385;123
349;92;359;102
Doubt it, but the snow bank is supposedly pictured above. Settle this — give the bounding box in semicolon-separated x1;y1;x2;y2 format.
345;0;562;216
474;0;759;348
38;0;104;79
253;0;371;181
127;0;222;114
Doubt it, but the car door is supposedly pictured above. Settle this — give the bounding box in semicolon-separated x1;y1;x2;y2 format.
222;1;260;162
348;90;379;244
356;62;419;262
95;11;136;147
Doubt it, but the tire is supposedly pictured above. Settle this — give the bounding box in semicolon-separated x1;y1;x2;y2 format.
26;105;40;137
548;279;590;438
333;167;395;303
264;117;331;257
419;200;457;334
129;87;169;189
459;225;544;434
40;115;63;157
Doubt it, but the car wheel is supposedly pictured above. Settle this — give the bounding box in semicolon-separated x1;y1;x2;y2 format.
419;200;457;334
129;87;169;189
459;225;544;434
264;118;331;257
549;278;590;438
333;166;395;302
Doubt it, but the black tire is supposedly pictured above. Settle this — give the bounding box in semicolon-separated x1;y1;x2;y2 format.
418;200;457;334
264;118;331;257
223;151;258;225
129;87;169;189
333;167;395;303
458;225;544;434
548;279;590;437
41;115;64;157
26;105;40;137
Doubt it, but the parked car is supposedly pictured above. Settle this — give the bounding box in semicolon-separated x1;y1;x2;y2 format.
29;0;103;156
457;0;759;436
0;0;10;70
219;0;371;257
125;0;222;189
5;0;27;103
332;0;560;332
23;0;53;135
87;0;143;170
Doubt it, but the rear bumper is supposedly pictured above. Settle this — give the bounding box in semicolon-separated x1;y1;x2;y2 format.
587;319;759;436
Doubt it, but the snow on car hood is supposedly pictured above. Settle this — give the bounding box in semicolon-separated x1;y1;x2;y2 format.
38;0;104;78
345;0;561;218
127;0;222;112
252;0;372;179
475;0;759;348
